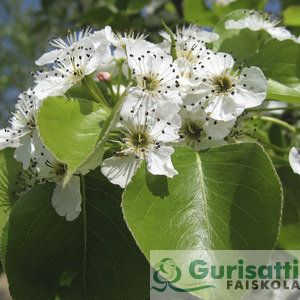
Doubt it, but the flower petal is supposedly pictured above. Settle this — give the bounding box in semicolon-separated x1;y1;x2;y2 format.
14;134;32;170
101;154;143;188
289;147;300;175
146;146;178;178
52;176;82;221
35;49;64;66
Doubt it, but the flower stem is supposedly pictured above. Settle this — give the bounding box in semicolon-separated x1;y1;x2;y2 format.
82;75;110;107
252;115;296;134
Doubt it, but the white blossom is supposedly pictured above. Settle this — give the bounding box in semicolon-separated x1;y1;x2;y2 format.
34;38;111;99
101;101;181;188
96;26;152;79
160;24;219;49
173;42;213;93
190;52;268;121
36;27;94;66
105;26;148;48
225;11;300;43
0;89;42;169
32;134;82;221
289;147;300;175
124;43;182;115
178;101;235;150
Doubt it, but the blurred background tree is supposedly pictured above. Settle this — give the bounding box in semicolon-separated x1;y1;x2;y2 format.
0;0;299;125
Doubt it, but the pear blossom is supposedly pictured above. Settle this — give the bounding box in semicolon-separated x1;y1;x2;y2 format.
36;27;93;66
289;147;300;175
190;52;268;121
160;24;219;49
225;11;300;43
101;101;181;188
178;102;235;150
94;26;151;79
34;38;111;99
32;134;82;221
0;89;42;169
173;41;213;93
123;43;182;115
105;26;148;48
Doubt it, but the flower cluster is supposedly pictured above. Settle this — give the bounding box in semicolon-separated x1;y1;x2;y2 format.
1;14;298;221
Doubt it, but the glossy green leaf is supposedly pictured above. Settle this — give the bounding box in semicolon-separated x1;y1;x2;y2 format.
122;144;283;258
37;97;110;187
277;166;300;250
1;169;149;299
247;39;300;103
0;148;23;235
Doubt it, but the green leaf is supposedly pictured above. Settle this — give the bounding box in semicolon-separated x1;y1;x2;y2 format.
0;148;23;235
283;5;300;26
277;166;300;250
37;96;110;187
122;144;283;258
247;39;300;103
1;169;149;299
267;79;300;103
74;84;131;188
212;10;265;61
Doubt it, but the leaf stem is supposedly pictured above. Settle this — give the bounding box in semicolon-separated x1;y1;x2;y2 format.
80;174;88;297
247;105;300;112
258;140;289;154
252;115;296;134
82;75;110;107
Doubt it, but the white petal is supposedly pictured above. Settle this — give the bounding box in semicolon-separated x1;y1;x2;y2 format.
14;134;32;170
289;147;300;175
225;19;248;30
234;66;268;108
205;94;244;121
85;46;112;75
89;28;111;48
126;42;171;77
52;176;82;221
35;75;70;99
148;101;182;143
101;154;143;188
146;146;178;178
0;128;19;150
198;52;235;78
35;49;64;65
206;118;235;139
267;27;293;41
